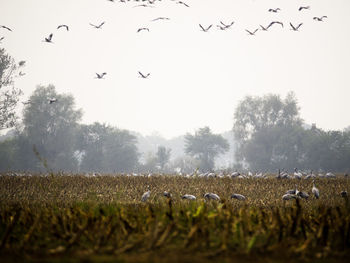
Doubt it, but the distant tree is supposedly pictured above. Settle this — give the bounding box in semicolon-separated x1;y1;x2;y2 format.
156;146;171;170
233;92;303;170
0;138;16;171
0;48;24;129
78;122;139;173
20;85;82;171
185;127;229;171
303;128;350;172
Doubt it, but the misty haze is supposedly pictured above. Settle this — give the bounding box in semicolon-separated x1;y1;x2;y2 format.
1;1;350;263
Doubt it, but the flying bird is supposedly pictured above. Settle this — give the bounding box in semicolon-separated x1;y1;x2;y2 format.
199;24;212;32
22;100;32;105
89;22;105;29
231;194;246;201
245;29;258;35
0;36;4;43
95;72;107;79
137;27;149;33
220;21;234;29
313;16;327;21
290;22;303;31
133;4;154;8
18;60;26;67
49;98;58;104
299;6;310;11
151;17;170;22
43;33;53;43
269;21;283;28
268;8;280;13
0;25;12;31
260;24;270;31
177;1;189;7
57;24;69;31
138;71;150;78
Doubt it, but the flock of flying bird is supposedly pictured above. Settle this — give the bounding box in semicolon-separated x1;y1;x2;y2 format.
1;0;328;106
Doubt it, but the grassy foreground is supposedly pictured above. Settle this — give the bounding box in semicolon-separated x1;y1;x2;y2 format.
0;174;349;262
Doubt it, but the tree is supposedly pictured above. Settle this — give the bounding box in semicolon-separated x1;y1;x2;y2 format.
78;122;139;173
156;146;171;170
20;85;82;171
233;92;303;170
0;48;24;129
185;127;229;171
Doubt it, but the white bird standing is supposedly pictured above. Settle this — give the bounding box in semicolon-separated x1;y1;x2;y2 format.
312;180;320;199
231;194;246;201
141;188;151;202
204;193;220;201
181;194;196;200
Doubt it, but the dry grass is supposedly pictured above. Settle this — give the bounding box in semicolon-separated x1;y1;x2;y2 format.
0;174;349;262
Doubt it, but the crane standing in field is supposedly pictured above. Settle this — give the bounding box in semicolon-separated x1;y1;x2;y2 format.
312;180;320;199
141;186;151;202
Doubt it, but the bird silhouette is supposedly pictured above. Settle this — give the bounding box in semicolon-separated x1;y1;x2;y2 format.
0;25;12;31
18;60;26;67
95;72;107;79
260;25;270;31
177;1;189;7
220;21;234;28
290;22;303;31
43;33;54;43
138;71;150;78
245;29;259;35
199;24;212;32
269;21;283;28
313;16;327;21
268;8;280;13
133;4;154;8
22;100;32;105
49;98;58;104
137;27;150;33
151;17;170;22
57;25;69;31
90;22;105;29
299;6;310;11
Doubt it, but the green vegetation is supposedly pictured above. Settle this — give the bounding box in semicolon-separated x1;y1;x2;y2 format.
0;175;349;262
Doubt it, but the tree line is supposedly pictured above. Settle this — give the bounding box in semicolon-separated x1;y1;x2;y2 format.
1;48;349;173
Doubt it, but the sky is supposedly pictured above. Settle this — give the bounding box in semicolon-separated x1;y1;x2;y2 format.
1;0;350;139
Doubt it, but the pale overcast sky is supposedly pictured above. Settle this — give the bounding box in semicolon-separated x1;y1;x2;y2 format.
1;0;349;138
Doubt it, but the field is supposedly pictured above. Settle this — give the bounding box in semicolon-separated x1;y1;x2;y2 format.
0;174;349;263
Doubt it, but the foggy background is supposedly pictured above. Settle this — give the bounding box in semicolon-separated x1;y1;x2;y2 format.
1;0;349;173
